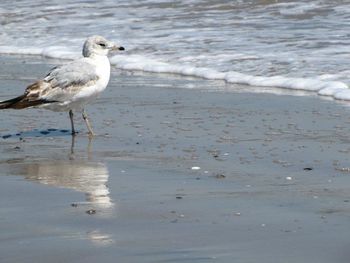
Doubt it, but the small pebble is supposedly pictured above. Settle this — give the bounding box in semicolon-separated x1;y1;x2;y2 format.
86;209;96;215
71;203;78;207
215;174;226;179
191;166;200;170
303;167;313;171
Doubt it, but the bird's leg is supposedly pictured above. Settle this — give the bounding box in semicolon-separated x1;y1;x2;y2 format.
69;110;77;135
82;108;95;137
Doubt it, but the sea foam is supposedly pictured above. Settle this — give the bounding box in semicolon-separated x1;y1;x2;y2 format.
0;45;349;102
110;54;350;101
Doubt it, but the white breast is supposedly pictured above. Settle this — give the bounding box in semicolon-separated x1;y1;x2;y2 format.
93;55;111;91
73;56;111;102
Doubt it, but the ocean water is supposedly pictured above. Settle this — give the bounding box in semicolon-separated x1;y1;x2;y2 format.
1;0;350;100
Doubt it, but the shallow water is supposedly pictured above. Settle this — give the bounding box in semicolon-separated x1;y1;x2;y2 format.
0;0;350;99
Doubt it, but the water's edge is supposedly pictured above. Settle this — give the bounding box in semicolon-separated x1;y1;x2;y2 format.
1;47;349;102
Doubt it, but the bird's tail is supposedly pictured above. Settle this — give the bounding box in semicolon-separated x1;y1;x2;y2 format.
0;95;58;109
0;95;26;109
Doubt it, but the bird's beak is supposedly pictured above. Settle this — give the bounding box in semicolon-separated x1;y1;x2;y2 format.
110;43;125;51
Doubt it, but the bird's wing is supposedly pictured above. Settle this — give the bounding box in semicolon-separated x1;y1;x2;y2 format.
26;58;99;102
0;59;100;109
44;59;99;89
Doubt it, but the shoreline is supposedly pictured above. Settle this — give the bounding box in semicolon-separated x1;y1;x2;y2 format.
2;52;350;104
1;54;350;263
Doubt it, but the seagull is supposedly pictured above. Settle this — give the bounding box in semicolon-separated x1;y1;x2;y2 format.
0;35;125;136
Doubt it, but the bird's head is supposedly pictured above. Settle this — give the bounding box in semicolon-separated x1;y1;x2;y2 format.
82;35;125;57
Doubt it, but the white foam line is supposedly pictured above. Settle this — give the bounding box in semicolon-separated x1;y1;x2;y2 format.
0;47;349;101
0;46;79;60
110;54;349;100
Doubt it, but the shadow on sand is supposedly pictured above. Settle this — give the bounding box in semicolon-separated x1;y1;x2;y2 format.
1;128;74;139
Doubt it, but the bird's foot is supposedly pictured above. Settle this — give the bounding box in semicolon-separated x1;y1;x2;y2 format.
88;131;96;138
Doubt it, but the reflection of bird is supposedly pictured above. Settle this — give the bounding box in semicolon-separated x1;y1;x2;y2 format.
23;160;113;210
0;35;125;136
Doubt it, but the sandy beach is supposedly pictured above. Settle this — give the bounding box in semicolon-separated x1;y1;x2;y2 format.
1;55;350;263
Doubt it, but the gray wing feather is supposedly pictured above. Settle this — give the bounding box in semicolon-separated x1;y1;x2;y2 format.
44;59;99;89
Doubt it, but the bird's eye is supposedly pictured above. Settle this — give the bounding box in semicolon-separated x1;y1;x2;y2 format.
98;42;106;47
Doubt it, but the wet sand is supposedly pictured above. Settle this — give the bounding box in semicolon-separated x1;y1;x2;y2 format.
1;55;350;262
